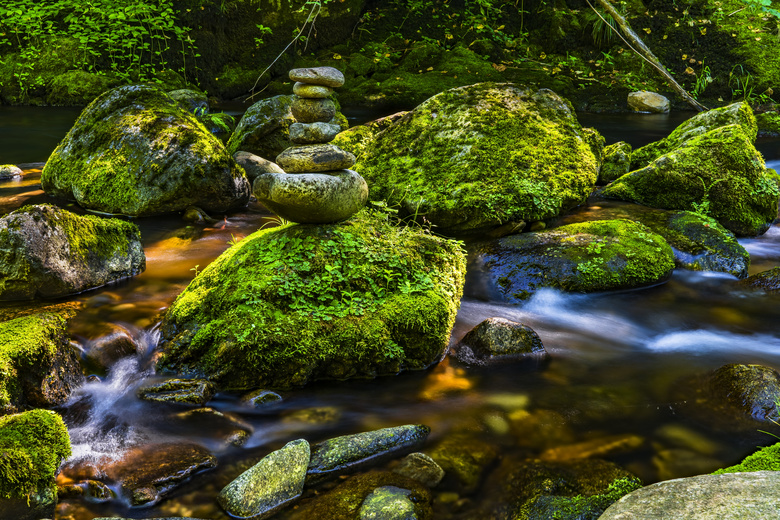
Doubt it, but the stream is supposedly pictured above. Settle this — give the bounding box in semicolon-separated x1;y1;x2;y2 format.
2;104;780;519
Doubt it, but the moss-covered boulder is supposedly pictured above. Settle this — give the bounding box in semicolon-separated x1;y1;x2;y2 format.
41;84;250;216
757;110;780;136
0;204;144;300
0;409;71;520
341;83;599;235
474;219;674;301
0;313;83;414
600;141;632;185
601;123;779;237
156;210;466;389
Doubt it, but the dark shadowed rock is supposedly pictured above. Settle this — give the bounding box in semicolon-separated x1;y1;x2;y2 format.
393;452;445;488
738;266;780;292
454;317;545;363
137;378;215;406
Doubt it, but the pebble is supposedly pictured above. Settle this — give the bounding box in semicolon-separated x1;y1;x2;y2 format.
289;66;345;87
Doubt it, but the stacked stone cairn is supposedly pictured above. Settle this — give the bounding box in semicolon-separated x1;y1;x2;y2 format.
252;66;368;224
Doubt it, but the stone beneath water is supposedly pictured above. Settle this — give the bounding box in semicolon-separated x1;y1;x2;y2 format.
41;85;250;216
393;452;445;488
137;378;216;406
359;486;418;520
627;90;670;113
289;66;345;87
307;424;430;484
218;439;310;519
291;97;336;124
340;83;599;235
600;472;780;520
289;122;342;144
233;150;285;182
293;82;334;98
156;210;466;390
0;204;145;300
253;169;368;224
427;432;498;494
276;143;356;173
0;164;23;179
475;219;675;302
454;317;545;364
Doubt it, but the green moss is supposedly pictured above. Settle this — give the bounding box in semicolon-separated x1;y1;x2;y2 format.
157;209;466;389
600;141;632;185
0;409;71;500
757;110;780;136
47;70;119;106
714;442;780;474
518;477;642;520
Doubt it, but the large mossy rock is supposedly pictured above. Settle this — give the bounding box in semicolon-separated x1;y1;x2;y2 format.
41;84;250;216
0;204;145;300
0;409;71;520
157;210;466;389
341;83;599;235
475;219;675;301
602;104;779;236
0;313;83;414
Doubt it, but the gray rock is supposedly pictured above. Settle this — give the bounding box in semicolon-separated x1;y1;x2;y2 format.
41;85;250;216
253;169;368;224
218;439;310;519
454;317;545;363
233;150;285;182
628;91;670;113
243;389;283;407
137;378;215;406
226;94;296;159
293;82;334;99
168;88;208;114
359;486;418;520
308;425;430;484
600;141;632;184
291;97;337;124
600;471;780;519
0;164;23;179
289;122;341;144
739;266;780;292
289;66;345;87
276;144;356;173
0;204;145;300
393;452;445;488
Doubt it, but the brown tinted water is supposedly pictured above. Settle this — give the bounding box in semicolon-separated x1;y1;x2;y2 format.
2;115;780;519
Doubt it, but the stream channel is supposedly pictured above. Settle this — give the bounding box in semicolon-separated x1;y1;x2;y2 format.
1;104;780;519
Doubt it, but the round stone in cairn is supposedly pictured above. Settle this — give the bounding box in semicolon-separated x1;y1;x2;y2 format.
276;144;356;173
289;122;341;145
291;97;336;124
293;82;333;99
253;169;368;224
289;66;345;88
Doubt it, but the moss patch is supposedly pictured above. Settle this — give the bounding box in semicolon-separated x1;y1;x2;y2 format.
714;442;780;474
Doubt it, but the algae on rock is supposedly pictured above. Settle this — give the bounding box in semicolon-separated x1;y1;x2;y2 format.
157;209;466;390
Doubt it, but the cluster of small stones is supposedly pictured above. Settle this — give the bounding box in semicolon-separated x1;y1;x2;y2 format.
253;67;368;224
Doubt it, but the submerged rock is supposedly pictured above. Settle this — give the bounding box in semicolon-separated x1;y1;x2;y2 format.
137;378;215;406
359;486;419;520
341;83;599;235
0;204;145;300
156;210;465;390
427;433;499;494
454;317;545;363
243;389;283;407
0;410;71;520
218;439;310;519
41;84;250;216
307;424;430;484
0;313;84;414
600;472;780;519
475;219;674;301
393;452;445;488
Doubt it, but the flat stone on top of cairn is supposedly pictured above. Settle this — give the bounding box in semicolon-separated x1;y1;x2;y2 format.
289;66;345;88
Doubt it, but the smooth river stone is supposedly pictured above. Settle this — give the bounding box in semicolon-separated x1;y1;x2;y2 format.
233;151;285;181
276;144;356;173
291;97;336;124
289;122;341;144
289;66;345;87
253;169;368;224
293;82;334;99
0;164;23;179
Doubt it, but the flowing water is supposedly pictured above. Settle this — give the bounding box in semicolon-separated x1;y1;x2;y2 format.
2;105;780;519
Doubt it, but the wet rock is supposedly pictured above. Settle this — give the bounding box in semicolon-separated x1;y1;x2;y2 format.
454;317;545;363
233;150;285;182
163;225;204;242
171;407;253;441
308;424;431;484
540;434;644;462
289;66;346;87
82;323;138;372
600;471;780;519
359;486;419;519
137;378;215;406
276;144;356;173
738;266;780;292
104;442;217;507
0;204;145;300
286;472;432;520
627;91;670;113
289;122;341;144
182;206;217;225
0;313;83;413
427;433;498;494
226;95;296;159
0;164;23;179
475;219;674;301
168;88;208;114
599;141;632;184
85;479;115;502
393;452;445;488
291;98;337;124
253;169;368;224
218;439;310;519
293;82;334;98
243;389;283;407
710;363;780;422
42;85;250;216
